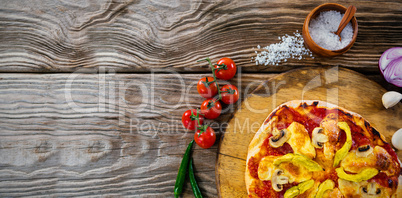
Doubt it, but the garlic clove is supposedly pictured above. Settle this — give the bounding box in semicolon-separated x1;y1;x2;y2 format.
382;91;402;109
392;128;402;150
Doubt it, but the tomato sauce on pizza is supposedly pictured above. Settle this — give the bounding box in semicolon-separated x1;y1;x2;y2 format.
246;101;401;198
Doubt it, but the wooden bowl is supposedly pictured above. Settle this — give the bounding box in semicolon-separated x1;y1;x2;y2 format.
302;3;358;57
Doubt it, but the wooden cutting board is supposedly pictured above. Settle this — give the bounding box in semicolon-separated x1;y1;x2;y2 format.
215;67;402;197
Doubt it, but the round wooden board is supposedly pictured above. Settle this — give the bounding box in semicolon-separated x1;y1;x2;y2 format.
215;67;402;197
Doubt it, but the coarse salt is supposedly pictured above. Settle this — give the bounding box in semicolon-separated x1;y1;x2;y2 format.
309;10;354;50
253;31;313;66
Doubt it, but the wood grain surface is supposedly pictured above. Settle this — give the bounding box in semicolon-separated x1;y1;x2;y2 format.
0;0;402;197
216;67;402;197
0;0;401;73
0;73;275;197
0;71;396;197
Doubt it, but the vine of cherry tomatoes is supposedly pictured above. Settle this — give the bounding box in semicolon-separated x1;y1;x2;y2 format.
181;57;239;149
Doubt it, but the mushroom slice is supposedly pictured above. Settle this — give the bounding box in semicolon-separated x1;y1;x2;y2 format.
271;169;289;192
362;182;381;195
312;127;329;148
269;128;290;148
356;145;373;158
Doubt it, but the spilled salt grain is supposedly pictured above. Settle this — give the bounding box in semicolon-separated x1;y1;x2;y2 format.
253;31;313;66
309;10;353;50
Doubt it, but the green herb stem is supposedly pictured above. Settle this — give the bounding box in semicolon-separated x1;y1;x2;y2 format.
188;158;203;198
174;140;194;198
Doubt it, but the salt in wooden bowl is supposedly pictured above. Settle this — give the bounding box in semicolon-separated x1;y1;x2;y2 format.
302;3;358;57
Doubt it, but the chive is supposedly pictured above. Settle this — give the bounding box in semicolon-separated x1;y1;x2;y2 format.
188;158;203;198
174;140;194;198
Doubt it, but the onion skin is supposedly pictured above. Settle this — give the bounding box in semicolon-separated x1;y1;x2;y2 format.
379;47;402;71
383;57;402;87
379;47;402;87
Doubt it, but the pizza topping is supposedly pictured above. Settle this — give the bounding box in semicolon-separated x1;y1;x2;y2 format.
356;145;373;157
296;179;315;194
337;179;359;197
336;167;379;182
273;153;323;172
372;146;401;177
315;179;335;198
286;122;316;159
320;117;340;161
312;127;329;148
337;179;392;198
370;173;398;188
379;142;400;166
340;150;377;174
333;122;352;167
283;186;299;198
273;153;294;165
271;169;289;191
257;156;276;180
362;182;381;195
283;179;314;198
258;155;313;183
375;149;389;167
340;145;399;178
326;188;344;197
248;157;260;179
279;162;313;183
338;177;396;197
252;181;276;198
247;101;401;198
269;128;290;148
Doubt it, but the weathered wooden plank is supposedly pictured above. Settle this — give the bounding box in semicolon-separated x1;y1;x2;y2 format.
0;73;273;197
0;0;401;73
0;72;398;197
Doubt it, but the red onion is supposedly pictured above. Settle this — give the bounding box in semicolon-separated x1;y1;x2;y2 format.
379;47;402;87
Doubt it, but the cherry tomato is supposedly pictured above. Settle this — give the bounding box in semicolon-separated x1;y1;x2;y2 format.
182;109;204;130
197;77;218;98
200;99;222;119
194;126;216;149
215;57;237;80
220;84;239;104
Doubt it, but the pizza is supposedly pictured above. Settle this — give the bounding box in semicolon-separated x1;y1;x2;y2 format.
245;100;401;198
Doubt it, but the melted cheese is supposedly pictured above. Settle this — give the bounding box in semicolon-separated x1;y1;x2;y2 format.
373;146;399;176
287;122;316;159
305;181;320;198
257;156;276;180
258;156;312;183
340;146;399;176
320;118;339;163
278;162;312;183
305;181;341;198
322;188;343;198
338;179;393;198
340;150;376;173
338;179;363;197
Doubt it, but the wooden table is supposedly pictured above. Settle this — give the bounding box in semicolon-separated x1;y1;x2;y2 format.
0;0;401;197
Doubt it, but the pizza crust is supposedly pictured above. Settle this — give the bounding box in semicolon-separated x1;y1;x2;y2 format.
245;100;401;197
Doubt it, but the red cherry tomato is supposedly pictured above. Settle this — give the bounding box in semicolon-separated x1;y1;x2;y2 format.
182;109;204;130
200;99;222;119
215;57;237;80
194;126;216;149
220;84;239;104
197;77;218;98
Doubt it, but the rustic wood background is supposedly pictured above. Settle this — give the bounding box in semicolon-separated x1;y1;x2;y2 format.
0;0;401;197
